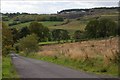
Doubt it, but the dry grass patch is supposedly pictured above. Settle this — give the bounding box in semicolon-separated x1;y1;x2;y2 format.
39;37;119;64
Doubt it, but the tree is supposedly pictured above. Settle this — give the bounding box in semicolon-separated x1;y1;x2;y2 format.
29;22;50;42
11;27;30;43
52;29;70;42
2;22;13;56
11;28;18;43
41;27;51;41
52;29;61;42
61;30;70;42
18;27;30;39
97;18;117;37
18;34;39;56
85;19;99;38
85;18;117;38
74;30;83;42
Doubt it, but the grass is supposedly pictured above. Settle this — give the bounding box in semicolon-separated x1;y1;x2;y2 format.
39;41;58;45
9;22;31;30
21;53;118;77
49;20;86;32
9;21;64;30
8;20;86;35
100;15;118;21
39;40;73;45
2;56;19;78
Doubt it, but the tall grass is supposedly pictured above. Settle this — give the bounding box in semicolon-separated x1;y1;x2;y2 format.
23;37;119;76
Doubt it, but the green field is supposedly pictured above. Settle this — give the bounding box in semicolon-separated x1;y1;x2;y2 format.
39;41;58;45
10;21;64;29
39;39;73;46
49;20;86;31
8;20;87;35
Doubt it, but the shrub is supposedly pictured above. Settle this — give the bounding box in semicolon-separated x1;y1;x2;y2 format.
18;34;39;56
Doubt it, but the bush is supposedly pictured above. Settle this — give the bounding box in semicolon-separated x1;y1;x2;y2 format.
2;45;14;56
52;29;70;42
18;34;39;56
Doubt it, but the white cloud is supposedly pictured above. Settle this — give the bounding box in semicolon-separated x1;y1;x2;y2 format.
1;0;119;14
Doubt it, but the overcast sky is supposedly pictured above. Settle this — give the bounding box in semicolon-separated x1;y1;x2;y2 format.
1;0;119;14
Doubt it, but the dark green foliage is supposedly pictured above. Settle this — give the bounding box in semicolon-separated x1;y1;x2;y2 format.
58;9;90;14
11;27;30;43
52;29;70;42
29;22;50;42
85;18;117;38
11;28;19;43
2;17;9;21
85;19;99;38
18;27;30;39
36;16;63;21
52;29;61;41
4;13;19;18
12;14;63;22
61;30;70;41
49;16;63;21
97;18;117;37
74;30;83;42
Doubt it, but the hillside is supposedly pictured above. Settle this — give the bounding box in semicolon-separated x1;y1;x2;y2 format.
2;7;118;35
58;7;118;19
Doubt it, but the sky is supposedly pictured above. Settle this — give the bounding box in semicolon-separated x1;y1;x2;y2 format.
1;0;119;14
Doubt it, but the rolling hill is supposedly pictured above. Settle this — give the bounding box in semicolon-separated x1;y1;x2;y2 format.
2;7;118;35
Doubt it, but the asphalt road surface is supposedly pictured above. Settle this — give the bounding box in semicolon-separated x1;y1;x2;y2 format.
11;54;118;79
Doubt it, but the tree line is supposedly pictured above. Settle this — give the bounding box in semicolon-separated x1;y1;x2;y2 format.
8;15;63;26
2;18;119;56
10;22;71;43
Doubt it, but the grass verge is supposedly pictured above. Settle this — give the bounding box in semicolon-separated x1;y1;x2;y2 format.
21;53;118;77
2;56;19;78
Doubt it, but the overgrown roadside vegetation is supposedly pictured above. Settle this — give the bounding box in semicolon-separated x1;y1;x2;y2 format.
19;35;119;77
20;52;118;77
2;56;19;78
2;22;19;78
